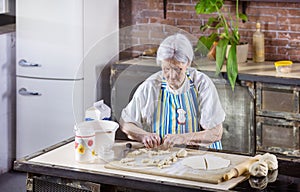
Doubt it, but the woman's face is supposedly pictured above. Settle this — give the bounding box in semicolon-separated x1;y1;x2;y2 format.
161;59;188;90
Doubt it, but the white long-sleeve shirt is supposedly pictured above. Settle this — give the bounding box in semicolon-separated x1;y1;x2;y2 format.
121;67;225;132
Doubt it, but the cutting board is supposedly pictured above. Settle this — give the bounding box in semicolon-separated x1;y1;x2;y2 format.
105;148;251;184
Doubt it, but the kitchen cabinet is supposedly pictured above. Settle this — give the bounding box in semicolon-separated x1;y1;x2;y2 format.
256;82;300;157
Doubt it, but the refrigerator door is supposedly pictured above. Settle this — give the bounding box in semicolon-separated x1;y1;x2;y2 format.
16;0;83;79
16;77;83;158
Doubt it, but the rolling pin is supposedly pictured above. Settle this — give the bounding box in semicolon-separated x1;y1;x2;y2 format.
223;155;261;181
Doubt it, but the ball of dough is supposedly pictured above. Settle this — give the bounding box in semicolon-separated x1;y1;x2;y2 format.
260;153;278;171
249;161;268;177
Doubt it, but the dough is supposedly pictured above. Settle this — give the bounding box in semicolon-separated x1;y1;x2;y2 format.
182;156;206;169
141;158;150;163
120;157;135;164
259;153;278;171
130;150;142;156
138;148;148;153
204;154;230;170
249;161;268;177
176;148;188;158
182;154;230;170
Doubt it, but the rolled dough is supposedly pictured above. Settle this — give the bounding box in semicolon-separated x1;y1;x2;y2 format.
182;154;230;170
182;156;206;169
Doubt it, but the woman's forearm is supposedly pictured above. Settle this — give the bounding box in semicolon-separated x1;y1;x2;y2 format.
120;120;161;148
183;124;223;146
120;121;147;142
161;124;223;148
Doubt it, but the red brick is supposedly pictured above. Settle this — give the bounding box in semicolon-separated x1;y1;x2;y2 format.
174;4;195;12
140;10;162;18
275;2;300;8
290;40;300;47
161;19;176;25
167;11;194;19
265;39;289;47
177;19;202;26
290;55;300;62
265;46;277;54
291;25;300;31
278;17;300;25
135;18;148;24
168;0;192;3
264;31;277;39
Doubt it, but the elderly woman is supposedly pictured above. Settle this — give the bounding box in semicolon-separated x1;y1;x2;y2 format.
120;34;225;149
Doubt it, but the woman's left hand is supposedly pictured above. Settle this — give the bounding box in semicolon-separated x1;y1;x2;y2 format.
162;134;187;149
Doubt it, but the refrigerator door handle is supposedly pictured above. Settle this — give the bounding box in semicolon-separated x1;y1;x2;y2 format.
18;59;41;67
18;88;42;96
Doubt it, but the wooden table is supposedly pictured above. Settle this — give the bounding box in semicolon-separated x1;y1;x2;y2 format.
14;138;252;192
14;138;300;192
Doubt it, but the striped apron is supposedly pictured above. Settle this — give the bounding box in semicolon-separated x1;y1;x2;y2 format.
153;74;222;150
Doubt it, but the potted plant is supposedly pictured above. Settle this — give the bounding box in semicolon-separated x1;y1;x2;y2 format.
195;0;248;90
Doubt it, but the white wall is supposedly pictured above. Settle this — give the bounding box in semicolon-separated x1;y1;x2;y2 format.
0;31;16;173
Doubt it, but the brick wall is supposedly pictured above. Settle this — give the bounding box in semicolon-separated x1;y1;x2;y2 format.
120;0;300;62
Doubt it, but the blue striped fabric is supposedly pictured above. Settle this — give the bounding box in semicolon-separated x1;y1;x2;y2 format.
209;140;222;150
153;73;222;150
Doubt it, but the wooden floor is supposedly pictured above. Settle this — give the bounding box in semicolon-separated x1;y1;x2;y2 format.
0;171;27;192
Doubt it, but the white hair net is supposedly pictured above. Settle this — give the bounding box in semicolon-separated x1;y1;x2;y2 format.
156;33;194;66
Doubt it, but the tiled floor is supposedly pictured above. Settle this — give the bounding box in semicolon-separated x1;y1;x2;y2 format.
0;171;27;192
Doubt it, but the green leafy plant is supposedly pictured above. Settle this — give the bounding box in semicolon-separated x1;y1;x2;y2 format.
195;0;248;90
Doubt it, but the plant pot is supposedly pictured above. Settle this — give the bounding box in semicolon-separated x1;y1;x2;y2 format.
226;43;249;63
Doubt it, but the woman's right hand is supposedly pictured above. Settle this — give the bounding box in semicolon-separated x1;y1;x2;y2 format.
141;133;161;148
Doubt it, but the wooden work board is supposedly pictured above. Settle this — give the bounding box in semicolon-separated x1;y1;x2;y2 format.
105;148;251;184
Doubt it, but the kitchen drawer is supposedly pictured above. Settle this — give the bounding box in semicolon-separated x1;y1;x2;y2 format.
256;116;300;157
256;82;300;121
27;174;100;192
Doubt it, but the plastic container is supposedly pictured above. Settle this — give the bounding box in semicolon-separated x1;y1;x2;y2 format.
94;120;119;159
74;121;96;163
74;120;119;163
274;61;293;73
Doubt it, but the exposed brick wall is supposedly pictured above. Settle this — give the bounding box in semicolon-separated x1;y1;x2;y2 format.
120;0;300;62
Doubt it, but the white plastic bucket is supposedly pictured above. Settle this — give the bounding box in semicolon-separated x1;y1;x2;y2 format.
74;120;119;162
93;120;119;159
74;121;96;163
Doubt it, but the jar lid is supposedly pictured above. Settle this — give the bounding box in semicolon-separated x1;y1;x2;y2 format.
274;60;293;67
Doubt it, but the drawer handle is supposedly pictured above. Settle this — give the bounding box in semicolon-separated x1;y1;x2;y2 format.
18;88;41;96
18;59;41;67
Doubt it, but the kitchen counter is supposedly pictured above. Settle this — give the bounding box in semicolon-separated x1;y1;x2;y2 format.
0;24;15;35
14;138;300;192
116;57;300;86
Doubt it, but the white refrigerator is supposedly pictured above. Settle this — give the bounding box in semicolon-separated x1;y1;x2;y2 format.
16;0;119;158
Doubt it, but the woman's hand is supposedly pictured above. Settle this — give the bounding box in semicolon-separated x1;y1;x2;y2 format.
162;134;187;149
141;133;161;148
